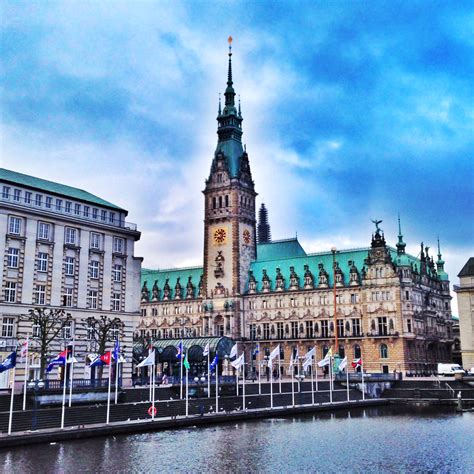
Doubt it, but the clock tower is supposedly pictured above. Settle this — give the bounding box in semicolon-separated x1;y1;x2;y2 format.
203;38;257;309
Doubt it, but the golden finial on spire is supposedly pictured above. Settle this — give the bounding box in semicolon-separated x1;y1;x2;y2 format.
228;36;233;45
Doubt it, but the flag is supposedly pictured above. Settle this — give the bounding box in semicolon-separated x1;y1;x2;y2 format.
203;343;210;357
209;354;218;371
229;343;237;359
352;358;362;369
20;340;28;359
289;348;299;370
231;353;244;370
183;353;190;370
137;350;156;368
317;348;332;368
302;357;312;372
268;345;280;369
338;357;348;372
176;341;183;360
304;347;315;361
0;352;16;373
253;345;260;357
89;354;105;367
101;351;112;366
46;349;67;372
113;339;121;362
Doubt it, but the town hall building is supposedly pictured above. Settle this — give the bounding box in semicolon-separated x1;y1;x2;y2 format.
138;41;453;376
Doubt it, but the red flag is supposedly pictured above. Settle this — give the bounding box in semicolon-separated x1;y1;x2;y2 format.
351;358;362;369
100;351;112;365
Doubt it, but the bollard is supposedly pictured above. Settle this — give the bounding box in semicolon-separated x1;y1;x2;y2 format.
457;391;462;411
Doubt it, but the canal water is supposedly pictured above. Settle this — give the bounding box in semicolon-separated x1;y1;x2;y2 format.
1;405;473;473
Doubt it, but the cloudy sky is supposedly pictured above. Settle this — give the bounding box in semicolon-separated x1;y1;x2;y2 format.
2;1;473;313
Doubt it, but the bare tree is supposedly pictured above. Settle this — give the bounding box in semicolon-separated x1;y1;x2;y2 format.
83;315;124;378
23;307;73;379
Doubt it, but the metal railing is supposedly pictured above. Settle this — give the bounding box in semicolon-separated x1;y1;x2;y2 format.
445;383;456;397
35;378;120;390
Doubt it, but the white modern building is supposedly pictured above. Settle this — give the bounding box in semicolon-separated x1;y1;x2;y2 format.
0;168;142;387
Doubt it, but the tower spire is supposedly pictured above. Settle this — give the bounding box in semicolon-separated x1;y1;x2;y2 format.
396;213;406;255
225;36;235;108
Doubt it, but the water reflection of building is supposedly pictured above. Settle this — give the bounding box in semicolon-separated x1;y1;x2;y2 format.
454;258;474;370
138;43;453;376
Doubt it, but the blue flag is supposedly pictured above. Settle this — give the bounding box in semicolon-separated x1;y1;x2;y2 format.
113;339;120;362
253;345;260;357
0;351;16;373
176;341;183;360
46;349;67;372
209;354;218;371
90;354;105;367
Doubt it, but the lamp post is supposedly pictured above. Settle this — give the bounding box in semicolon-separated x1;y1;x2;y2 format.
194;375;206;416
27;379;45;431
295;373;305;406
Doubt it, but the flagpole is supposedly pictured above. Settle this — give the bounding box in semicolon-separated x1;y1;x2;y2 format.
23;335;29;411
242;360;246;411
215;362;219;414
278;352;282;394
329;356;333;405
180;339;183;400
258;351;261;395
61;356;68;429
68;337;75;408
8;367;15;435
270;361;273;409
185;365;189;417
207;349;210;398
361;357;365;401
346;363;350;401
291;360;295;407
314;347;318;392
115;341;119;405
311;360;315;405
152;360;156;421
149;350;152;403
106;357;112;424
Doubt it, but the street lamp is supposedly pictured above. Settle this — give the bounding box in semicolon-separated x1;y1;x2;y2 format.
295;373;305;405
194;375;206;416
27;379;45;430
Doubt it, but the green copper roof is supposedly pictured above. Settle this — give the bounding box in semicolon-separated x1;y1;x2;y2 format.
215;140;244;178
0;168;125;211
141;266;203;301
257;238;307;261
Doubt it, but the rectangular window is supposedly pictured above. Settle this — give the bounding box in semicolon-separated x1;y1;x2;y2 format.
64;257;75;276
63;288;73;307
32;324;41;338
34;285;46;305
351;318;361;336
56;198;62;211
4;282;17;303
88;290;98;309
8;216;21;235
113;237;124;254
65;227;77;245
111;293;121;311
101;210;107;221
262;300;268;309
291;321;298;339
378;317;388;336
407;319;412;333
109;212;115;224
2;186;10;199
337;319;345;338
90;233;101;249
277;322;284;339
35;194;42;206
74;203;81;215
249;324;256;340
2;317;14;337
13;189;21;202
84;206;90;218
263;323;270;340
65;201;72;213
89;260;100;279
38;222;51;240
321;320;329;338
113;264;122;282
25;192;32;204
306;320;314;338
92;208;98;219
61;322;72;340
6;248;19;268
37;252;48;272
45;196;52;208
351;293;358;304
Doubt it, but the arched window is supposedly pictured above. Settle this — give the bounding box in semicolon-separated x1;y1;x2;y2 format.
354;344;361;359
225;195;229;207
339;345;345;358
219;196;223;208
322;345;329;357
212;197;216;209
380;343;388;359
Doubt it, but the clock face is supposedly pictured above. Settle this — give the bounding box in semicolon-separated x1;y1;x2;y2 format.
213;228;227;245
243;229;251;245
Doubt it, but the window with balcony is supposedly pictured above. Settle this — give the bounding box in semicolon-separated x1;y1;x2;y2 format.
321;320;329;338
263;323;270;339
6;248;19;268
37;252;48;272
277;322;284;339
291;321;298;339
1;317;14;337
89;260;100;279
38;222;51;240
351;318;361;336
8;216;21;235
306;320;314;338
4;282;17;303
90;232;101;250
65;227;77;245
337;319;345;338
34;285;46;305
377;316;388;336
